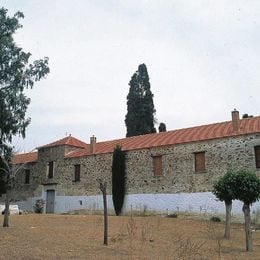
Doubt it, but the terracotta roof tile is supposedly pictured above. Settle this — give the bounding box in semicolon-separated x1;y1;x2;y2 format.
38;135;88;149
12;116;260;162
12;152;38;165
65;116;260;159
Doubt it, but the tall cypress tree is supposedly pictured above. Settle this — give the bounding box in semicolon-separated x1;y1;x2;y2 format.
125;64;156;137
112;145;126;216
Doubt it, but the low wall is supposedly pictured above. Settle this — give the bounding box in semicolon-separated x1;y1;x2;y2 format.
16;192;260;216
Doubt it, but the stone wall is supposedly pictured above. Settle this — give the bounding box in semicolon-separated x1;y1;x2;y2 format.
59;153;113;196
11;162;41;200
126;133;260;194
2;133;260;204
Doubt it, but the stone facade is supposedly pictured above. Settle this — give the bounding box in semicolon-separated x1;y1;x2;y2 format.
2;112;260;213
8;133;260;202
124;134;260;194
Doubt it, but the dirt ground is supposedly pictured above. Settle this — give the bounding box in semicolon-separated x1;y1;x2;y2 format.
0;213;260;260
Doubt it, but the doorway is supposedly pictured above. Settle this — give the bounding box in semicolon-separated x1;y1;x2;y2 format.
46;190;55;213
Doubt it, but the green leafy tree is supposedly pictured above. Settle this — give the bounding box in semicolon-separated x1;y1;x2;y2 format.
0;8;49;148
112;145;126;215
213;171;236;239
214;170;260;251
125;64;156;137
232;170;260;251
0;8;49;226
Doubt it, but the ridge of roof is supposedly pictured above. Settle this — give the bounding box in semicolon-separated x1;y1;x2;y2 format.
38;135;88;149
65;116;260;159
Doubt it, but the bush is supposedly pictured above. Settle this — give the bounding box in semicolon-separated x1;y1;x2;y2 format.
210;216;221;222
167;213;178;218
34;199;45;214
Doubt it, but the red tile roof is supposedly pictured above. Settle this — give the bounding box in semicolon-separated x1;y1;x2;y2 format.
12;115;260;163
11;152;38;165
65;116;260;158
13;136;88;164
38;135;88;149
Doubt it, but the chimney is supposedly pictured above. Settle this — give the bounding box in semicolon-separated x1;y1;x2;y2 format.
90;135;96;154
231;109;240;132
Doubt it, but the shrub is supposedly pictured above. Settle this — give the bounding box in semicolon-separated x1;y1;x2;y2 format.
167;213;178;218
34;199;45;213
210;216;221;222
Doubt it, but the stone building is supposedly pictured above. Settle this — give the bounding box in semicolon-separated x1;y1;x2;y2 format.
3;110;260;214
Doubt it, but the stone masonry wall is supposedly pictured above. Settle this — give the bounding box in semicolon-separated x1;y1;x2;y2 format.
2;145;74;201
58;153;113;196
64;133;260;196
4;133;260;202
10;162;41;201
126;133;260;194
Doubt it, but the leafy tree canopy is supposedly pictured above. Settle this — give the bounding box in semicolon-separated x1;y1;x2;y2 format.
0;7;49;152
213;170;260;205
232;170;260;205
213;170;237;204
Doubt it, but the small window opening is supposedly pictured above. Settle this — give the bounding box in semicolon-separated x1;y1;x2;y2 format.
25;169;30;184
48;161;54;179
74;164;81;182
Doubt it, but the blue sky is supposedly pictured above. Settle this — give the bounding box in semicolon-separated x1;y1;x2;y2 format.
1;0;260;151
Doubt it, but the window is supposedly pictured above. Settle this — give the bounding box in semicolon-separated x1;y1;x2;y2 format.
153;156;163;176
255;146;260;168
74;164;81;182
194;152;206;172
25;169;30;184
48;161;54;179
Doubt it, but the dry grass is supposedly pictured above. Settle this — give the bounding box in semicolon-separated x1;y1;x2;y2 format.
0;214;260;259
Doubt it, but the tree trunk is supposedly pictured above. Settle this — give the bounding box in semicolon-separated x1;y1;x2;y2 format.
3;189;10;227
224;201;232;239
243;204;253;251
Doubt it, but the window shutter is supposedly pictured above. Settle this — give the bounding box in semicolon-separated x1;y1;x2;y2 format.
153;156;162;176
195;152;205;172
255;146;260;168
